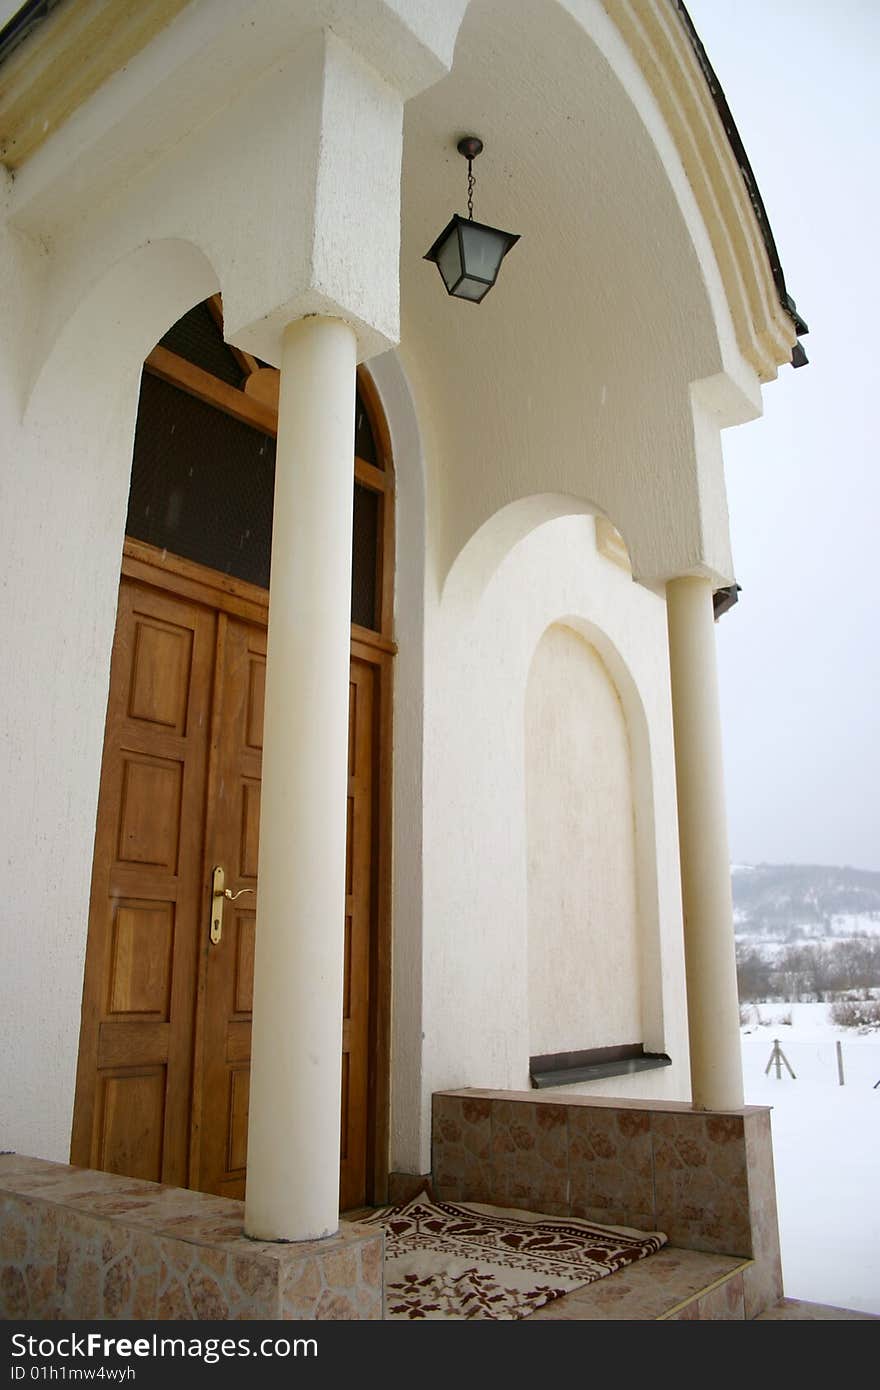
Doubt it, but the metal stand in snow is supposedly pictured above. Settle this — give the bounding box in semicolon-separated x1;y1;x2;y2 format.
765;1039;796;1080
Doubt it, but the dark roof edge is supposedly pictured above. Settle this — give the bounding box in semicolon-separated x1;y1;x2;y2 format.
672;1;809;358
0;1;63;69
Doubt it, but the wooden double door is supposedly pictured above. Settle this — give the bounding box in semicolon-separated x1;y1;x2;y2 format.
72;547;378;1211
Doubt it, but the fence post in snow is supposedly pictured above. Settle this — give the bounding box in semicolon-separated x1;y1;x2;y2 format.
836;1039;845;1087
764;1039;796;1080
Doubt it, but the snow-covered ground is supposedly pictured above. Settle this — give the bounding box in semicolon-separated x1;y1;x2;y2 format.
740;1001;880;1314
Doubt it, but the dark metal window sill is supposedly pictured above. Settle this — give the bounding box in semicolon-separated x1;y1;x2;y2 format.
530;1050;672;1089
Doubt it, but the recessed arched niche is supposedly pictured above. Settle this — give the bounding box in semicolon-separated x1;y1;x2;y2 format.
525;622;641;1061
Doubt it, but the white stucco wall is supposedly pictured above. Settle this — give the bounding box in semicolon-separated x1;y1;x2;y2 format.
0;0;766;1185
393;502;691;1174
399;0;763;590
526;624;641;1058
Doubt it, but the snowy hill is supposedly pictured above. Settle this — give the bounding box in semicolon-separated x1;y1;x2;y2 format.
731;863;880;941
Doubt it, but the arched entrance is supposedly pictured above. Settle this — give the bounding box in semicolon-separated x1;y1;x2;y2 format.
71;299;393;1211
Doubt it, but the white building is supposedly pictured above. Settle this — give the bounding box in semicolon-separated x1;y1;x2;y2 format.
0;0;807;1319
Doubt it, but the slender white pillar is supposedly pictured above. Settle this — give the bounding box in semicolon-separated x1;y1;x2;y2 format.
666;576;744;1111
245;314;356;1241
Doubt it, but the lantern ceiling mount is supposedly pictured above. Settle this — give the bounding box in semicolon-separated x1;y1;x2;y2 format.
424;135;520;304
457;135;483;161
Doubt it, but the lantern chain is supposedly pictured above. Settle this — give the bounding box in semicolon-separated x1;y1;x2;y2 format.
467;159;475;220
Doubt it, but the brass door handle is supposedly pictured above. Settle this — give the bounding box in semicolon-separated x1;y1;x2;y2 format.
210;866;256;945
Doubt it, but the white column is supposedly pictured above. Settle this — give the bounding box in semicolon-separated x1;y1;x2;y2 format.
666;576;744;1111
245;314;356;1241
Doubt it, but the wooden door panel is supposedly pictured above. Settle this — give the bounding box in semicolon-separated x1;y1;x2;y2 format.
96;1069;167;1181
127;616;194;731
226;1018;252;1063
116;755;184;868
232;915;255;1015
239;780;261;879
71;581;215;1186
106;901;174;1016
97;1021;169;1068
244;658;265;750
227;1069;250;1173
193;616;263;1199
76;566;381;1209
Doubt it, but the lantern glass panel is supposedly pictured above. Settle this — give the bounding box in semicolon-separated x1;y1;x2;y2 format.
460;221;509;283
436;226;464;295
455;278;491;302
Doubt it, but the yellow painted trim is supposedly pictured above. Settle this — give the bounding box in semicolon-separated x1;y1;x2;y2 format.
604;0;796;380
0;0;190;169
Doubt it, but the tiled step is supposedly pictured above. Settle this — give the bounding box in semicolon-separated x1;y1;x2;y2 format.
756;1298;879;1320
526;1246;751;1320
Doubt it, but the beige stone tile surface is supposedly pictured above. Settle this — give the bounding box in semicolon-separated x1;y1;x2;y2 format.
0;1154;383;1321
435;1088;768;1117
527;1247;747;1320
569;1106;654;1231
756;1298;879;1320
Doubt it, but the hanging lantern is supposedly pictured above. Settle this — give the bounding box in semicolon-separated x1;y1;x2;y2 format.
424;137;520;303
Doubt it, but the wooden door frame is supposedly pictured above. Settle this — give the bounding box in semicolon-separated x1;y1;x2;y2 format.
118;538;395;1205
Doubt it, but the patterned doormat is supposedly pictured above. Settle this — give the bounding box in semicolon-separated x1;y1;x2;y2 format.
360;1192;667;1319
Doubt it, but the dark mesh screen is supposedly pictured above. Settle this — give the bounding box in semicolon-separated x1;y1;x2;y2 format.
128;372;276;587
127;371;381;629
158;302;245;388
351;483;379;629
354;390;379;467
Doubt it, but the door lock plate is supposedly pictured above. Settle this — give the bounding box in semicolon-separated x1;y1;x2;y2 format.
211;865;225;944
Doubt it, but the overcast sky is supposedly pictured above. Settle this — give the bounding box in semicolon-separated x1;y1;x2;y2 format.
685;0;879;873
